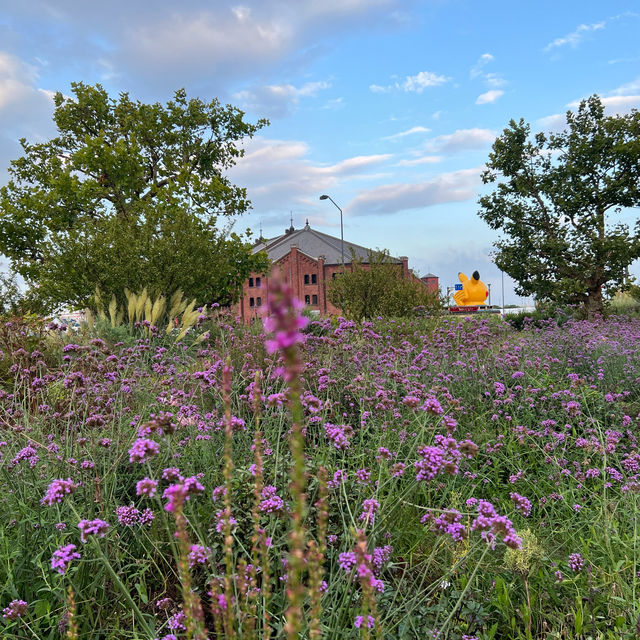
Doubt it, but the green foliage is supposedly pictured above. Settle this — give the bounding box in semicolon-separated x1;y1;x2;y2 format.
504;304;574;331
479;95;640;317
0;269;23;316
327;249;442;320
0;82;269;311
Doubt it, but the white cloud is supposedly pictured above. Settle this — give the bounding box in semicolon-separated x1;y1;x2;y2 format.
0;52;38;111
0;52;58;183
396;156;443;167
484;73;506;88
400;71;449;93
233;80;331;118
382;126;431;140
574;95;640;113
608;76;640;96
469;52;506;91
230;137;392;212
470;53;493;78
544;21;606;51
537;113;565;130
426;128;496;153
538;89;640;131
347;167;483;215
476;90;504;105
370;71;450;94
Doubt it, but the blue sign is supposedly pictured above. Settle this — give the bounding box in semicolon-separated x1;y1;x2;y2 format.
454;284;463;291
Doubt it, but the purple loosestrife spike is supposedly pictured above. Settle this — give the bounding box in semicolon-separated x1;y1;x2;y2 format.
262;275;308;381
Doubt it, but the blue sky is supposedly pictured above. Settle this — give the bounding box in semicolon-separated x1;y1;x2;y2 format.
1;1;639;305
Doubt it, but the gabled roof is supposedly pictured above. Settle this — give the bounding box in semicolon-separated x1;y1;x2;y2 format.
252;222;401;266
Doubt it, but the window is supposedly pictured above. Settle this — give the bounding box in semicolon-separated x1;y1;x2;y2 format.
249;277;254;287
256;297;262;307
332;273;338;280
256;277;261;288
305;295;310;305
304;274;310;285
312;294;318;305
311;274;317;284
249;297;255;307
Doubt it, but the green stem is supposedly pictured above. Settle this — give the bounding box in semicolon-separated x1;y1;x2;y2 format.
91;539;156;638
439;545;490;637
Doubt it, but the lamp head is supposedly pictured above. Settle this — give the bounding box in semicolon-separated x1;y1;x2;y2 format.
319;195;329;200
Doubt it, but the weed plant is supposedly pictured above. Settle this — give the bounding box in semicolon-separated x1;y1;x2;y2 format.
1;291;640;639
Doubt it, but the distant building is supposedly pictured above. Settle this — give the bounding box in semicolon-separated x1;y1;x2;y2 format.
234;221;438;322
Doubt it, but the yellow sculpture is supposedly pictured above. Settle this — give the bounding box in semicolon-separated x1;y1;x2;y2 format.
453;271;489;306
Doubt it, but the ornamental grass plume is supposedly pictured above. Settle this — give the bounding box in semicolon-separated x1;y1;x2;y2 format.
262;274;308;639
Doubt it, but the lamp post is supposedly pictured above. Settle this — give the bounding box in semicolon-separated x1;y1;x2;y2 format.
319;194;344;271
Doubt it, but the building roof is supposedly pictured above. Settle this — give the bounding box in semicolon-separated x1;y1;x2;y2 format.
252;221;401;266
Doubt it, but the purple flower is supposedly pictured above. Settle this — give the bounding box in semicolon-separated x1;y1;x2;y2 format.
41;478;78;506
167;611;187;632
188;544;212;568
78;518;110;543
354;615;375;629
510;492;532;517
128;438;160;463
2;599;27;620
51;544;81;575
215;509;237;533
259;486;285;513
262;276;308;380
338;551;357;572
359;498;380;524
568;553;584;572
136;477;158;497
115;505;141;526
163;484;188;512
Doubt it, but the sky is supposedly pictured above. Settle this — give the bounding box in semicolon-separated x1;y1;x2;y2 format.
1;0;639;306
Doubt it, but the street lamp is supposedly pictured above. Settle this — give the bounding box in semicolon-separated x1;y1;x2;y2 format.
319;194;344;271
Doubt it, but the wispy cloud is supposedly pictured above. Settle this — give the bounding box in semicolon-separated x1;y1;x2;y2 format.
469;52;506;94
544;21;605;51
476;89;504;105
233;80;331;118
370;70;450;94
347;167;483;215
382;126;431;140
396;155;443;167
470;53;493;79
425;128;496;153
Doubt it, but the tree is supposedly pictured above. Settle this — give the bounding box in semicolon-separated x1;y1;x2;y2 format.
327;250;441;320
478;95;640;317
0;83;269;311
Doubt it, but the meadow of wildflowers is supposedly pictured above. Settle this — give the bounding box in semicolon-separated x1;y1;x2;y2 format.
1;293;640;639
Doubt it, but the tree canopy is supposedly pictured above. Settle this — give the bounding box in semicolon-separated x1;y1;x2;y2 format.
0;83;269;311
327;250;441;320
478;95;640;316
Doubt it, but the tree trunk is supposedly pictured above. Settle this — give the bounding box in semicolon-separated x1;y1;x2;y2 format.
584;284;604;318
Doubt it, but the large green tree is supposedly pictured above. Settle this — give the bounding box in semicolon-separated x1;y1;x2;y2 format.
478;95;640;317
0;83;269;311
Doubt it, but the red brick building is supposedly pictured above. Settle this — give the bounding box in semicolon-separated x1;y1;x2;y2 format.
234;221;438;322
